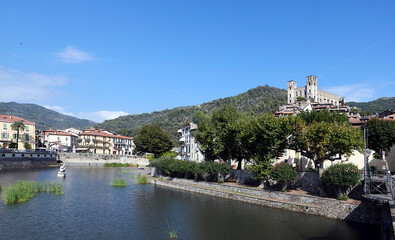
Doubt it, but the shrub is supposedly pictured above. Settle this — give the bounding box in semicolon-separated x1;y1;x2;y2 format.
161;151;178;159
337;194;349;201
24;142;32;150
112;178;127;187
9;143;17;149
321;163;361;196
270;162;298;191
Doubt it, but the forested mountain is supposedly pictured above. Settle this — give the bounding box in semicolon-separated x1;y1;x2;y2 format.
0;102;96;130
95;85;288;142
347;97;395;114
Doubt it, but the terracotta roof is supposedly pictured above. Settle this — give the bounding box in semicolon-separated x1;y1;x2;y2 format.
80;131;132;140
115;135;133;140
48;132;75;137
44;129;57;132
0;114;35;125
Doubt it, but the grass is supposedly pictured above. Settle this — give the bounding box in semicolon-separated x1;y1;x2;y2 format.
112;178;127;187
119;170;134;176
136;173;148;184
4;181;64;205
337;194;349;201
104;162;134;167
167;222;178;239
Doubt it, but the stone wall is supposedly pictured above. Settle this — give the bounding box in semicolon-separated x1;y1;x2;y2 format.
149;176;387;225
0;158;57;170
58;153;149;166
296;171;320;193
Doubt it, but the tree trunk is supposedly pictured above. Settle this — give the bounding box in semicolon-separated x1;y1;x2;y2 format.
237;160;242;170
316;158;326;196
16;130;19;150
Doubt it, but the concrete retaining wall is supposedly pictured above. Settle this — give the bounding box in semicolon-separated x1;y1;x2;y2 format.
58;153;149;166
149;176;387;225
0;158;57;170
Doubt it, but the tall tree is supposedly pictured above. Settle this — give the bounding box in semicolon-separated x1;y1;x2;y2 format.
240;115;295;179
195;106;246;167
11;121;25;150
133;125;173;158
290;121;363;178
297;110;350;125
366;119;395;159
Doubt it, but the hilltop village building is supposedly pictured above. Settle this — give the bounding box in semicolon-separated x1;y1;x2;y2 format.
0;115;36;150
177;122;205;162
275;75;353;117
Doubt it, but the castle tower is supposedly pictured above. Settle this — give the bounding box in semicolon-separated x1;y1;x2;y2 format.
287;80;296;104
306;75;318;102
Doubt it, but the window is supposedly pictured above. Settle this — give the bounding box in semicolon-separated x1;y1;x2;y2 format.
3;123;7;130
66;137;68;141
58;137;60;141
25;126;29;132
25;134;29;141
2;133;8;139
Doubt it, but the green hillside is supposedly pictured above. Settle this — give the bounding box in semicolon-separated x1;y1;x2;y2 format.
95;85;287;142
347;97;395;114
0;102;96;130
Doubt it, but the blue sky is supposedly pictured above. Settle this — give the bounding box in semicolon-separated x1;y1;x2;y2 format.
1;1;394;122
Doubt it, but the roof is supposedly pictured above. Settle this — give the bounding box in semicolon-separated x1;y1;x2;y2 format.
80;131;132;140
48;132;76;137
0;115;35;125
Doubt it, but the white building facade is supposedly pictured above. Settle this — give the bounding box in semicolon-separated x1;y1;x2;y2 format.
177;122;205;162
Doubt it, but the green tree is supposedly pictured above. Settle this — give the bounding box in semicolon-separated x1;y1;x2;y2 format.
321;163;361;196
291;122;363;178
195;106;246;167
24;142;32;150
366;119;395;159
297;110;350;126
133;125;173;158
240;115;295;179
11;121;25;150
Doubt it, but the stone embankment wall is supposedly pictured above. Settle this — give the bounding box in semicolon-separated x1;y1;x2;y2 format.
58;153;149;166
0;152;57;170
149;176;387;225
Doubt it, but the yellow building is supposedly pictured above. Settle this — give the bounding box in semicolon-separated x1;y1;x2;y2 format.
78;129;134;155
0;115;36;150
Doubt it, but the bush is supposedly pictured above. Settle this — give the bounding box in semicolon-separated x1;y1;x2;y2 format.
24;142;32;150
9;143;17;149
270;162;298;191
157;159;230;182
337;194;349;201
321;163;361;196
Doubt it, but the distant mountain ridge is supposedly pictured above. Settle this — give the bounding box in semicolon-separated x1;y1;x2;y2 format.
95;85;288;142
347;97;395;114
0;102;96;130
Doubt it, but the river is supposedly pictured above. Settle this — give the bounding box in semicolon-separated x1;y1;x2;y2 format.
0;167;379;240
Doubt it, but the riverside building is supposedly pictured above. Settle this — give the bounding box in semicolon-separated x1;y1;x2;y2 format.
0;115;36;150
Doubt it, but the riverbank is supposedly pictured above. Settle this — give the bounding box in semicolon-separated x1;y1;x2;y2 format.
58;153;149;166
148;175;394;238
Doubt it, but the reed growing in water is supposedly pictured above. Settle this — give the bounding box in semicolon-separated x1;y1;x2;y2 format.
136;173;148;184
111;178;127;187
104;163;134;167
4;181;63;205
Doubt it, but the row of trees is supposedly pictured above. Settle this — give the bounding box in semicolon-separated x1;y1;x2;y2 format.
194;107;363;179
132;107;395;182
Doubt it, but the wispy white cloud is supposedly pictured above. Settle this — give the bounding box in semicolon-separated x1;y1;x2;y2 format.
0;67;68;102
44;105;75;117
76;111;129;123
44;105;128;123
323;84;375;102
56;46;96;63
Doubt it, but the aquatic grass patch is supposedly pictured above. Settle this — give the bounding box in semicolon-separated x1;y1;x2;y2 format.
167;222;178;239
119;170;134;176
4;181;64;205
104;162;134;167
136;173;148;184
112;178;127;187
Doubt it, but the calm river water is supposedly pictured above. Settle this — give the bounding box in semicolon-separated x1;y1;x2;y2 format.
0;167;379;240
